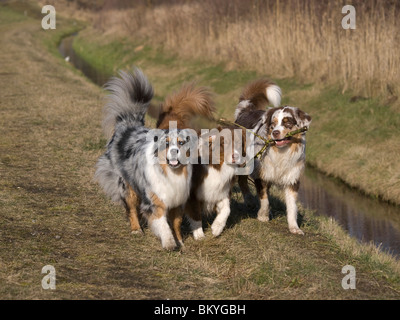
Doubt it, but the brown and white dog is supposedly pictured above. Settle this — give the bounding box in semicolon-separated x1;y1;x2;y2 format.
235;79;311;235
156;84;246;239
186;125;246;239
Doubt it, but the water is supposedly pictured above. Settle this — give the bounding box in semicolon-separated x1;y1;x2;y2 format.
58;34;110;86
58;35;400;258
299;167;400;257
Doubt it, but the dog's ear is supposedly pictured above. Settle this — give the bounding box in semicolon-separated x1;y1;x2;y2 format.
296;108;312;128
262;107;280;128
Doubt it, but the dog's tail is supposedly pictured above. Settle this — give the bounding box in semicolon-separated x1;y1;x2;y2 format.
156;83;215;130
234;79;281;120
103;67;154;139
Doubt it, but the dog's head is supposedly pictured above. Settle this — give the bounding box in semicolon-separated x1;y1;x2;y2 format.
264;106;311;148
199;126;246;166
154;129;196;170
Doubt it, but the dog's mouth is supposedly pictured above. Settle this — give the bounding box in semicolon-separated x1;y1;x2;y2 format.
274;137;292;147
167;158;181;168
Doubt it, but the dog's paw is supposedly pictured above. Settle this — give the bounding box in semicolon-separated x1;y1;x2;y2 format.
178;240;185;250
289;227;304;235
131;229;144;236
193;228;205;241
211;222;225;237
257;210;270;222
161;236;178;251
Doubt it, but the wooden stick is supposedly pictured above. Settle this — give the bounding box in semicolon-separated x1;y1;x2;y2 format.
217;117;308;163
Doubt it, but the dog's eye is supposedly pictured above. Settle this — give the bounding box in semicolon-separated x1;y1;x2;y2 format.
179;141;185;146
165;141;169;147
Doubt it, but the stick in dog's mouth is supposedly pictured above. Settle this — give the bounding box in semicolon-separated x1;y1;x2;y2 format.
274;137;292;147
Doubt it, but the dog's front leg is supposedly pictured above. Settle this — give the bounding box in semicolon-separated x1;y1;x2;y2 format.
238;175;253;206
148;194;177;250
256;179;270;222
285;182;304;235
126;185;142;234
211;198;230;237
185;197;205;240
169;206;184;247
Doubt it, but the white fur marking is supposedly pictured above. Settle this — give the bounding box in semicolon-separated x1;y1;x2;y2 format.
195;163;235;205
145;146;192;209
266;85;282;107
187;216;205;240
234;100;251;120
211;198;230;237
257;198;270;222
149;215;176;249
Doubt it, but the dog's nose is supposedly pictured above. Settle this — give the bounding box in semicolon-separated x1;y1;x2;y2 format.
169;147;179;156
272;130;280;138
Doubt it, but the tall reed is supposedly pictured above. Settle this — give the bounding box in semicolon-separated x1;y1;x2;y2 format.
92;0;399;102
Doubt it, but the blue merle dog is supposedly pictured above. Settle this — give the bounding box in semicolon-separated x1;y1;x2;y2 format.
95;68;195;250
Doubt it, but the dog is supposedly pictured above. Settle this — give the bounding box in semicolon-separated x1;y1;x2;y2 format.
156;84;247;239
235;79;311;235
95;68;194;250
186;125;247;239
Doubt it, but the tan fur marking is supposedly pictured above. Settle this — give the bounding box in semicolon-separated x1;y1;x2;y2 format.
157;84;215;129
255;179;270;199
168;206;184;243
289;181;300;193
148;192;167;221
240;79;277;109
126;184;141;232
160;163;169;175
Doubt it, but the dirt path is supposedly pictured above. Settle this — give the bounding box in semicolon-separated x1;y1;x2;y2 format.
1;6;399;300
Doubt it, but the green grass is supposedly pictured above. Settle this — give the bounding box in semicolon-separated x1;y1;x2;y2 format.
0;5;30;24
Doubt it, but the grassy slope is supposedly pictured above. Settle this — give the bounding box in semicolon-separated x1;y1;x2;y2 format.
0;3;399;300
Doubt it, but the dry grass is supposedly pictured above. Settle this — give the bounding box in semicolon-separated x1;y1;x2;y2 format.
83;0;400;104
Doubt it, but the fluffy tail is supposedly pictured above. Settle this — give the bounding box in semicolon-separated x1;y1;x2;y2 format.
156;83;215;129
234;79;281;120
103;67;154;139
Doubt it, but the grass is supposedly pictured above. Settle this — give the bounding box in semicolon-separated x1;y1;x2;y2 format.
1;1;400;300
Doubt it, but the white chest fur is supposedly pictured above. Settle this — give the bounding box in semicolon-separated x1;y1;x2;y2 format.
196;163;235;208
260;141;306;186
149;165;192;209
145;148;192;208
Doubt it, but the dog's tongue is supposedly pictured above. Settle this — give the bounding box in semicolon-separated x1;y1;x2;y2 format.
169;159;179;166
